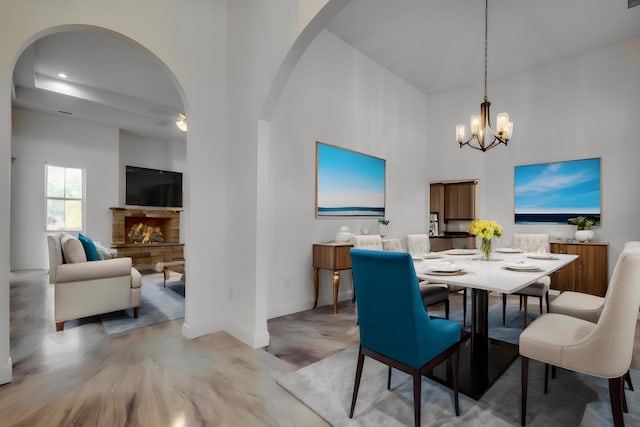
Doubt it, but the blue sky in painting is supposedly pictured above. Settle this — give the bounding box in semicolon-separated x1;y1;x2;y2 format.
514;158;601;213
317;143;385;208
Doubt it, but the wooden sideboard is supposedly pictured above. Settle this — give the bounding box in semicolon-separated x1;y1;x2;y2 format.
549;241;608;296
312;242;353;314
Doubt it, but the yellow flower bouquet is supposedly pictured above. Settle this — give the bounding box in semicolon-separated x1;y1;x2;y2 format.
467;219;503;260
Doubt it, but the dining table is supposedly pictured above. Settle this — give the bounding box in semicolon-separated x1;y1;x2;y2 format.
413;248;578;400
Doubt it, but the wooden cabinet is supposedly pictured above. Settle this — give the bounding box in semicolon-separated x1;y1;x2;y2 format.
550;242;608;296
430;183;444;213
444;182;476;221
312;243;353;314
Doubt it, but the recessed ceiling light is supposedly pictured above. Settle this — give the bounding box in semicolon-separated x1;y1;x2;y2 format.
57;73;67;79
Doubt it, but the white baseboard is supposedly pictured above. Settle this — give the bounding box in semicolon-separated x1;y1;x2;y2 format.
0;357;12;385
182;320;222;339
224;324;270;349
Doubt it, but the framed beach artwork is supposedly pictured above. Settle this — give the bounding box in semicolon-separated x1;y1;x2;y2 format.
514;157;601;224
315;141;385;218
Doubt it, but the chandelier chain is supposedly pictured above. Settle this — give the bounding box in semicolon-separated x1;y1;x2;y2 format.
484;0;488;101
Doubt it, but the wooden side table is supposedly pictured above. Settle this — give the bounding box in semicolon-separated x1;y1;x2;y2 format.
312;242;353;314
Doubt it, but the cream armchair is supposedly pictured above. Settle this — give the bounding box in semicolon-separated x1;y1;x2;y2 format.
47;233;142;331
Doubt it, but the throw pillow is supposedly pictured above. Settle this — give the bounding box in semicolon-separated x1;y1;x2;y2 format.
94;241;116;260
60;233;87;263
78;233;100;261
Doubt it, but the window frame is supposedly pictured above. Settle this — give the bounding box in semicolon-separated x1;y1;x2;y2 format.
45;163;86;232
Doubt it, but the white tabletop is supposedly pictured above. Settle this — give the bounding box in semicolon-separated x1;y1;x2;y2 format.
414;250;578;294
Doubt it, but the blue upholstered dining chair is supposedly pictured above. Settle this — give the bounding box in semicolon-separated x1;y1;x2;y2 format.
349;248;461;426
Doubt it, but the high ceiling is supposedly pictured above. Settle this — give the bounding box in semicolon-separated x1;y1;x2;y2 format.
327;0;640;94
10;1;640;141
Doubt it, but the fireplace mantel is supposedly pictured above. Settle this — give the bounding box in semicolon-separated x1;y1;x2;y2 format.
110;207;183;267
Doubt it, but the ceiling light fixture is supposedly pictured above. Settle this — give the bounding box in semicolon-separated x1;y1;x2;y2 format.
175;113;187;132
57;73;68;79
456;0;513;152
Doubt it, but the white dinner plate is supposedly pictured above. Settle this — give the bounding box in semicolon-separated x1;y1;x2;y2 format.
424;270;467;276
504;261;541;271
422;252;444;259
495;247;522;253
526;252;557;260
446;249;478;255
428;263;464;273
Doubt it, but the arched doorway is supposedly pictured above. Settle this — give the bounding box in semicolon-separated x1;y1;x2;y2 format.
8;25;189;381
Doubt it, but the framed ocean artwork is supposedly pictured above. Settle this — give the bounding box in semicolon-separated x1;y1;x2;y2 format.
514;157;601;224
315;141;385;218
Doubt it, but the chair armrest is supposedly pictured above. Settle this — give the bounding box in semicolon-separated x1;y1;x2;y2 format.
56;257;133;283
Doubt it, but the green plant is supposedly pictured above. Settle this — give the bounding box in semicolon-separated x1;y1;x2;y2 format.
377;218;390;226
568;216;599;230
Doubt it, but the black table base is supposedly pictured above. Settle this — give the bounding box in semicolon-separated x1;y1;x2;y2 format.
426;288;520;400
426;334;519;400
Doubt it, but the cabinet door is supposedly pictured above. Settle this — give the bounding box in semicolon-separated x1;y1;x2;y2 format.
430;184;442;213
456;182;476;219
444;184;457;221
574;244;608;296
550;243;577;292
550;243;608;296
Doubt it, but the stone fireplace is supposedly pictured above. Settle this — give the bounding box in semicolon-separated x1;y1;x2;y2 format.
110;207;183;267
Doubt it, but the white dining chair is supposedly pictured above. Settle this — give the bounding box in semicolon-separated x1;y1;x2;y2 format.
503;234;551;326
382;238;404;252
352;235;383;250
406;233;466;325
520;245;640;426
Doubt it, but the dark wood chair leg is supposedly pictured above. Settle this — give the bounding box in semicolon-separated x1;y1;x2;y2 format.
623;380;628;414
538;295;543;315
545;291;550;313
454;346;460;416
625;370;634;391
608;376;625;427
349;347;365;418
552;365;557;379
544;363;549;394
412;372;422;427
387;366;392;390
502;293;507;325
522;356;529;427
55;321;64;332
133;307;140;318
462;289;467;327
523;297;528;327
445;298;450;319
519;295;523;310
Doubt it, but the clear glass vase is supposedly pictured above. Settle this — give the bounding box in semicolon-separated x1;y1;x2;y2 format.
480;237;492;261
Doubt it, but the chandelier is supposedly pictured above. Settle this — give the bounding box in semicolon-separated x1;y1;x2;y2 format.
456;0;513;152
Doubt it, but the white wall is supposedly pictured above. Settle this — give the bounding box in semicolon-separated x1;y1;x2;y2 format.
10;108;119;269
426;39;640;275
266;30;428;318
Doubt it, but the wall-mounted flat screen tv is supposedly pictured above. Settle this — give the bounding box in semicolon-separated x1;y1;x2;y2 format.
315;141;385;218
514;157;601;224
126;165;183;208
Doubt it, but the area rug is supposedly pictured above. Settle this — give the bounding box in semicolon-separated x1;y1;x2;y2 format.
278;303;640;426
99;274;184;335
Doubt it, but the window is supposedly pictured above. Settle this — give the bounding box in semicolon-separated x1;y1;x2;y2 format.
46;164;84;231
